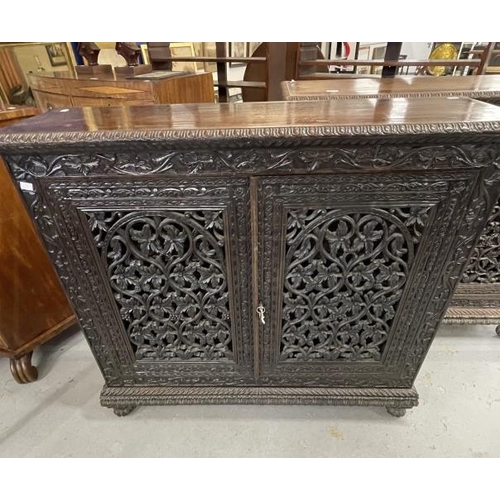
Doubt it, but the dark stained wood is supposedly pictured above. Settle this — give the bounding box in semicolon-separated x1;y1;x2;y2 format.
76;42;101;66
29;71;214;111
266;43;288;101
382;42;402;77
242;43;326;102
3;98;500;139
242;43;268;102
1;98;500;413
147;43;172;71
279;77;500;326
215;42;228;103
281;75;500;101
115;42;141;67
478;42;495;74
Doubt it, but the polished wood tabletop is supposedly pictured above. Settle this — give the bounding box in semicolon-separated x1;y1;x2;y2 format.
281;75;500;100
0;104;38;125
1;99;500;148
32;70;194;82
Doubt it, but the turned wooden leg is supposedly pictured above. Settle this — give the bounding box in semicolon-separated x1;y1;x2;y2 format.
113;405;137;417
496;325;500;337
10;351;38;384
386;407;406;418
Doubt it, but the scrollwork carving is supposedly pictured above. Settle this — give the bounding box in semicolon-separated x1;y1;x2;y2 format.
280;207;430;362
85;209;233;362
460;201;500;284
6;143;500;180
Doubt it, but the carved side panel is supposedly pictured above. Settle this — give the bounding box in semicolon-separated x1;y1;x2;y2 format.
36;177;254;386
451;195;500;308
257;171;483;387
460;201;500;285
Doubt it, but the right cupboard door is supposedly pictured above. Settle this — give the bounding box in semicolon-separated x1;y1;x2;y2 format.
255;171;480;388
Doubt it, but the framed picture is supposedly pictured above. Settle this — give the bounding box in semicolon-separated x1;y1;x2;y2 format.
169;42;197;72
201;42;217;72
247;42;261;57
370;45;387;75
45;43;66;67
229;42;247;66
356;45;371;75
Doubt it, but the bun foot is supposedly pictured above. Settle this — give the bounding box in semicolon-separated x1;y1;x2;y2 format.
10;351;38;384
386;407;406;418
113;405;136;417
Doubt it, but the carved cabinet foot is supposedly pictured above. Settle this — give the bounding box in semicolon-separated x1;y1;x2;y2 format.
496;325;500;337
113;405;137;417
10;351;38;384
386;407;406;418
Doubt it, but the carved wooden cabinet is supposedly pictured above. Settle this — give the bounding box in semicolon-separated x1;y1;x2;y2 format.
280;76;500;105
281;77;500;328
1;99;500;417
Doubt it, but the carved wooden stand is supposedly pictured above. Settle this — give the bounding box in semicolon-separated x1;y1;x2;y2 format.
2;101;500;417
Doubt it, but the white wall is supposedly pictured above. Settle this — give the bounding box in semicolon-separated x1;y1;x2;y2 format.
401;42;433;60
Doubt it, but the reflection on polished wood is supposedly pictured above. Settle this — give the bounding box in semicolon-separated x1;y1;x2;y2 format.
3;98;500;140
29;70;215;112
0;104;38;127
281;75;500;103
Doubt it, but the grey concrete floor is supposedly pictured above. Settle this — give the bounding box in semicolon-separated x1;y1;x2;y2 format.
0;323;499;457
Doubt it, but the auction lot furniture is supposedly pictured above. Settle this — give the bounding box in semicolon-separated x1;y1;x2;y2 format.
281;75;500;105
0;104;75;383
29;71;214;111
1;99;499;415
281;77;500;329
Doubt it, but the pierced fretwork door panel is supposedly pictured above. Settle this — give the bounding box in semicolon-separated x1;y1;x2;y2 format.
256;172;478;387
41;176;254;386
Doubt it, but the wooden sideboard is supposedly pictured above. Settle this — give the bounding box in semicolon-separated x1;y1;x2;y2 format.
0;105;75;383
29;71;215;111
281;75;500;105
1;99;500;416
281;76;500;329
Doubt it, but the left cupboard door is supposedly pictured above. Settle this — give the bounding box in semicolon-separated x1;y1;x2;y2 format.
38;175;254;386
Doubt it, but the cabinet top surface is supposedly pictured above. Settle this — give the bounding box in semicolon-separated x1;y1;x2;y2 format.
282;75;500;99
28;70;197;83
1;98;500;151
